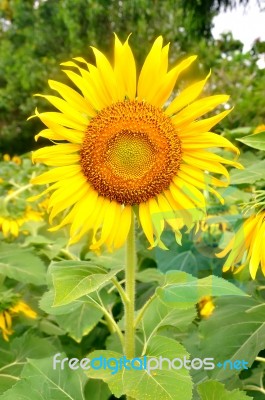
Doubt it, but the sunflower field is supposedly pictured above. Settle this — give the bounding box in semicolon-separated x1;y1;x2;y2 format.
0;1;265;400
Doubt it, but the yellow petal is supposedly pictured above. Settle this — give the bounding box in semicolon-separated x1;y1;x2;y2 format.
139;202;155;247
34;110;87;131
178;168;224;204
31;165;81;185
48;176;88;222
113;205;132;249
114;34;136;100
62;69;104;110
180;109;232;136
148;198;165;246
149;55;197;107
173;177;206;209
248;216;264;279
35;95;89;125
105;208;122;251
69;189;98;236
137;36;164;100
90;201;120;250
69;196;105;245
166;71;211;116
172;95;229;128
186;150;243;169
91;47;119;102
32;143;80;160
48;79;96;116
181;132;239;154
182;154;230;179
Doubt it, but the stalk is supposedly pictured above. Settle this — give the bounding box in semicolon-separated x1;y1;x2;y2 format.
124;211;136;400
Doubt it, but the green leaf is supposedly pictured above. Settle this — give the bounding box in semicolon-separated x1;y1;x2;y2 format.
199;296;265;380
197;380;253;400
140;297;196;347
157;250;198;273
84;379;111;400
56;300;103;342
0;356;87;400
0;333;59;394
226;127;252;136
50;260;122;305
87;246;125;269
237;132;265;150
157;271;246;307
39;290;81;315
86;336;193;400
230;160;265;185
40;290;103;343
0;243;46;285
21;234;54;247
40;289;116;342
136;268;165;284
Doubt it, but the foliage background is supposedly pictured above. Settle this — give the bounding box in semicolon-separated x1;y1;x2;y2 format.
0;1;265;400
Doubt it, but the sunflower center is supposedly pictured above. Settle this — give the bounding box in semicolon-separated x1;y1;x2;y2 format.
106;130;155;179
80;100;182;205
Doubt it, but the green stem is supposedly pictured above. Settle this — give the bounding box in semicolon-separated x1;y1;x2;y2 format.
111;277;129;305
125;211;136;359
86;295;124;346
134;293;156;329
3;184;32;204
125;212;136;400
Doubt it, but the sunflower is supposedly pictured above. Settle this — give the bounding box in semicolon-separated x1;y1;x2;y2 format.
0;207;43;238
0;300;37;341
253;124;265;134
217;212;265;279
31;35;242;250
198;296;215;318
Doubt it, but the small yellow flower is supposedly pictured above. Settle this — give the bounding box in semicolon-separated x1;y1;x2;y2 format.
198;296;215;318
3;154;10;162
11;155;22;165
253;124;265;134
217;212;265;279
9;301;37;319
0;300;36;341
0;311;14;341
0;178;4;184
0;208;43;238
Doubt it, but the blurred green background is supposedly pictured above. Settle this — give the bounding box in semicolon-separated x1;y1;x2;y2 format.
0;0;264;155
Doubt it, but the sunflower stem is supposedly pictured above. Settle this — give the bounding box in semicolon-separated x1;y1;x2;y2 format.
3;184;32;204
124;212;136;400
125;211;136;359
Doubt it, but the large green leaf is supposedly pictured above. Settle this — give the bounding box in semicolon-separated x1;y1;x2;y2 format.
87;246;125;269
230;160;265;185
40;289;116;342
157;271;246;307
0;356;87;400
0;243;46;285
0;333;59;394
50;260;122;305
197;380;253;400
237;132;265;150
157;250;198;274
140;297;196;349
84;379;111;400
86;336;193;400
198;296;265;380
56;300;103;342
